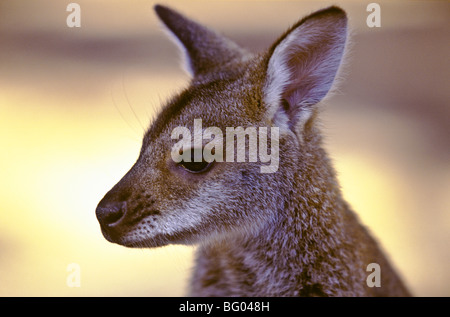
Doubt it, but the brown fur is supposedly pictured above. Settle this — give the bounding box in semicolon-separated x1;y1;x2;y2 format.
96;5;411;296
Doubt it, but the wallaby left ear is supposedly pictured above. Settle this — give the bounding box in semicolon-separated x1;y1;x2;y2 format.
263;6;347;136
154;4;247;77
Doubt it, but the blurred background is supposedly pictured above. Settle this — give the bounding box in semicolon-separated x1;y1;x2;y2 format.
0;0;448;296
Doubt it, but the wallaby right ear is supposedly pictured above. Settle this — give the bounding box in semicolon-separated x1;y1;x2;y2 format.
263;7;347;137
154;4;247;76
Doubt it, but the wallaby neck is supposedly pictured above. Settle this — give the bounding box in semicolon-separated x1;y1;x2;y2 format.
194;142;366;296
191;136;410;296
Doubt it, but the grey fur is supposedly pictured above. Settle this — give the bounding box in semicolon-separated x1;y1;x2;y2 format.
96;5;411;297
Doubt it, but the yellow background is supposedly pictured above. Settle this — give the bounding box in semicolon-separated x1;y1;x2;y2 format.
0;0;449;296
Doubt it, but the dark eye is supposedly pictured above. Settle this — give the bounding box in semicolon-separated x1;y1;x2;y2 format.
179;160;212;173
178;150;213;174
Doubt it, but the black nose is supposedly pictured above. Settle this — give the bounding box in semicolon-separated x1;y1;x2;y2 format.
96;201;126;227
96;163;141;242
96;185;131;241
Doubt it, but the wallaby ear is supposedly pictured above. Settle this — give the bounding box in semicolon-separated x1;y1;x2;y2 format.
154;4;247;76
263;6;347;136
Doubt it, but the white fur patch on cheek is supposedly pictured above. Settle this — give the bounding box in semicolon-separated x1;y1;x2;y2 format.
124;181;228;244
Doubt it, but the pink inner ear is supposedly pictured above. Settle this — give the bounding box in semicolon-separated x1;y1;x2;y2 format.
284;29;346;107
263;9;347;131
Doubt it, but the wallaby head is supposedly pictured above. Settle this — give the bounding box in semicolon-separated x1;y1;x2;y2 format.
96;5;410;296
96;4;346;247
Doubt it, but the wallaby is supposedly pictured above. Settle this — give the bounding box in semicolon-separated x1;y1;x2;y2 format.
96;4;411;296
